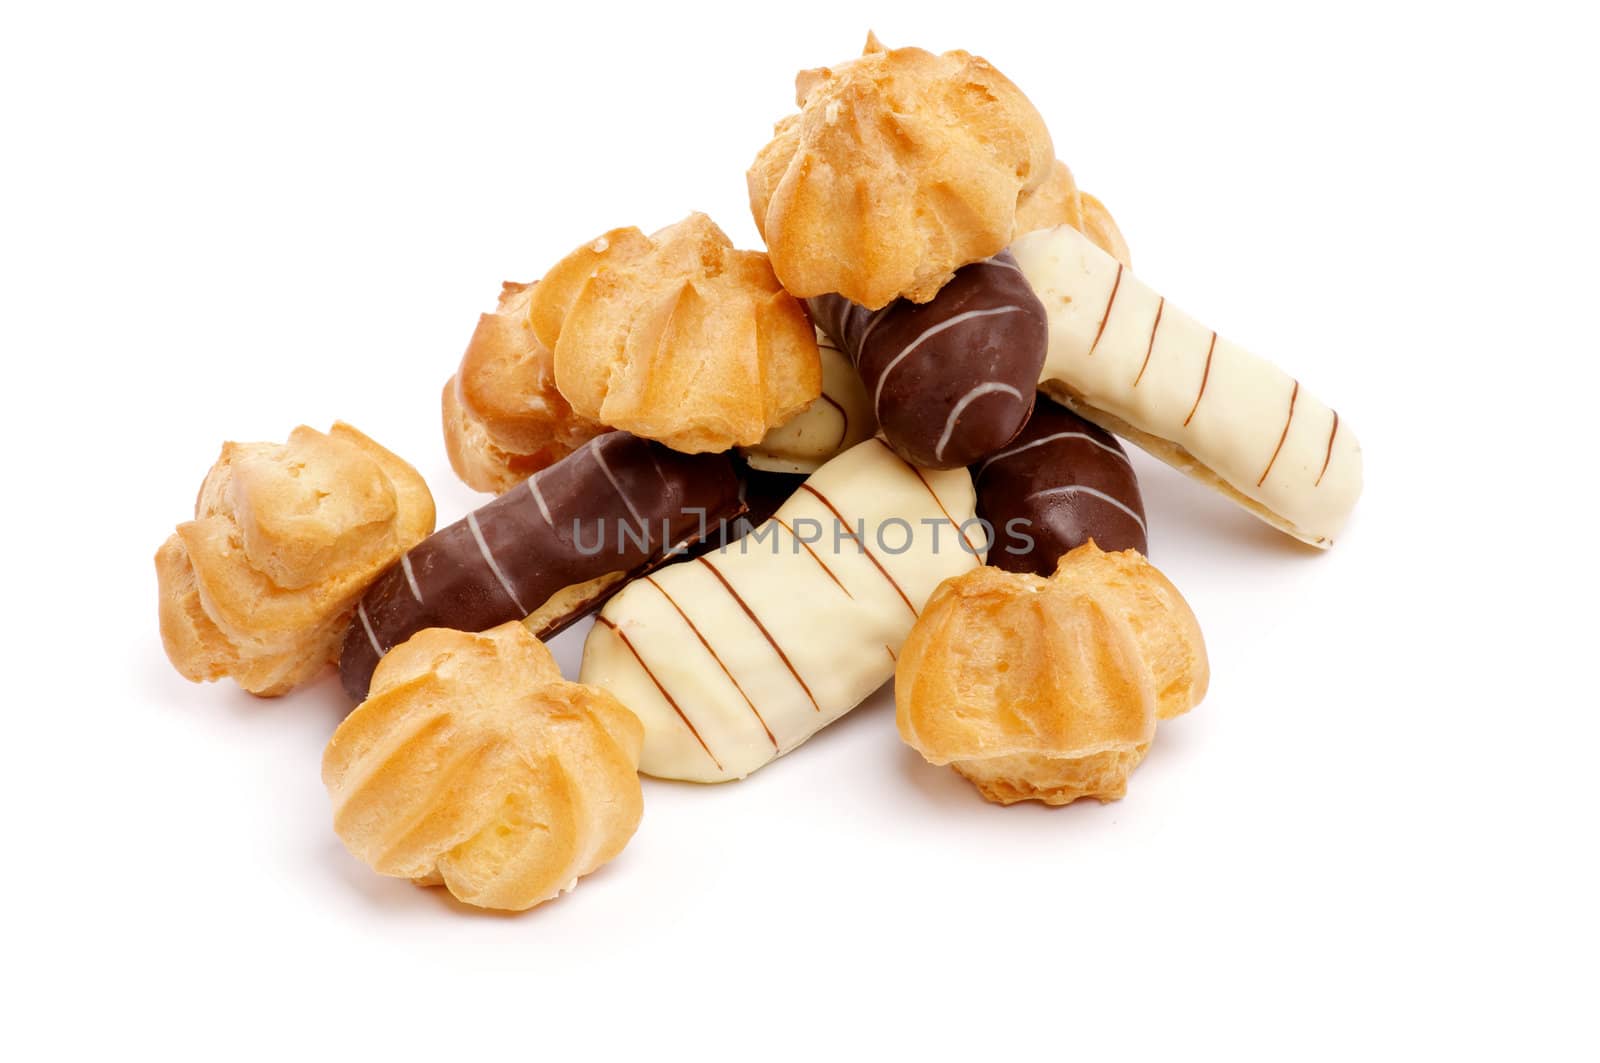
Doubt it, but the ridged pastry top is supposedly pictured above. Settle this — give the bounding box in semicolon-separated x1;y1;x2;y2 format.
323;622;644;912
896;544;1207;805
747;33;1055;309
528;213;821;454
155;423;435;696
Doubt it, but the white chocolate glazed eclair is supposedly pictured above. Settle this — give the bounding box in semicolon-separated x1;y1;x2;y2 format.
1011;224;1362;547
579;438;983;782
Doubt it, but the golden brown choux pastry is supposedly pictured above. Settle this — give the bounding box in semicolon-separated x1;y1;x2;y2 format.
528;213;821;454
442;280;607;494
747;33;1055;309
322;622;644;913
155;423;435;696
1013;159;1132;266
896;543;1208;805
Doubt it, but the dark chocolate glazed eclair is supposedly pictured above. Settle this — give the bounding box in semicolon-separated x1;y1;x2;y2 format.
974;395;1148;575
806;252;1048;470
339;433;744;701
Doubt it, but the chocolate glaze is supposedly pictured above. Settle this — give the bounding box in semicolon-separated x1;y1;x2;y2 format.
698;463;805;554
973;395;1148;575
339;433;743;701
807;252;1047;469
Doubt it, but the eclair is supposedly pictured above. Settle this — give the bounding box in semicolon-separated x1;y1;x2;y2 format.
807;251;1047;470
339;433;744;701
580;438;983;783
974;395;1148;574
1012;223;1362;547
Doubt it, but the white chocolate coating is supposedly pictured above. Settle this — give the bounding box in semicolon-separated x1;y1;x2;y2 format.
740;331;875;474
1011;225;1362;547
580;438;982;782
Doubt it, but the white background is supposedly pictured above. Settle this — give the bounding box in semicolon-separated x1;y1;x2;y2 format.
3;1;1596;1057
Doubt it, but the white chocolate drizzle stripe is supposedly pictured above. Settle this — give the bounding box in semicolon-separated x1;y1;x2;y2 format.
1024;485;1149;537
856;304;889;353
525;474;554;529
589;439;645;530
975;431;1132;481
399;554;423;603
357;601;383;658
466;512;526;614
872;306;1026;419
934;383;1024;463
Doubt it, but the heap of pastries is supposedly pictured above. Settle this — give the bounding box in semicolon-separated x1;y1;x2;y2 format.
154;33;1363;912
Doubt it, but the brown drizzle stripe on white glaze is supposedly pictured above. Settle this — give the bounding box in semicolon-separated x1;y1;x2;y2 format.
579;438;982;782
1011;224;1362;547
642;574;778;750
593;615;722;773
